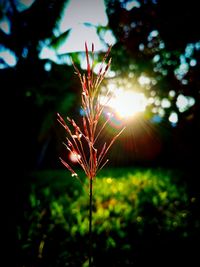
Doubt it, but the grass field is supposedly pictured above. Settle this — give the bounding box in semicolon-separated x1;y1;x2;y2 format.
16;167;199;266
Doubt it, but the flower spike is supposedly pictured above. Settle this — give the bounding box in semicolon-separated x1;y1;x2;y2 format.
58;43;125;180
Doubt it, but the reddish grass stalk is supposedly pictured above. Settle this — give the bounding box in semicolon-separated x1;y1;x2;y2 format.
57;43;125;266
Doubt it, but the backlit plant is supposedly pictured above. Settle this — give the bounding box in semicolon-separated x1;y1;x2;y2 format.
57;43;125;266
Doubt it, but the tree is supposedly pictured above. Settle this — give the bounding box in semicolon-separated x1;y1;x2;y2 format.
105;0;200;167
105;1;199;117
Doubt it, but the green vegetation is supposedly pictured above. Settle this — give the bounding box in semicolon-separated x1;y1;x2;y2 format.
17;168;198;266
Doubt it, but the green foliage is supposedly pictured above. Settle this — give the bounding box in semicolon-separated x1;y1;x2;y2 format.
50;29;71;50
68;169;189;240
17;168;198;266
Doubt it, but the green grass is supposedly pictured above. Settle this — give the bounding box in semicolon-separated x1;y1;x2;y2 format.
17;167;198;267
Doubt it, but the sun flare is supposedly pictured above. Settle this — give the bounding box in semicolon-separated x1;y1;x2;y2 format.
101;89;148;119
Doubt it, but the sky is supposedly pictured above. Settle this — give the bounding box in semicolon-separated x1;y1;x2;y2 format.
40;0;115;57
0;0;116;67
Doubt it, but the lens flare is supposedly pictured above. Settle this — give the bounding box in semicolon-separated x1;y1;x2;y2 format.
69;151;81;163
106;89;147;119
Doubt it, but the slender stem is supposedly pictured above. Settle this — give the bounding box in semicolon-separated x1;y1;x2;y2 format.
89;177;93;267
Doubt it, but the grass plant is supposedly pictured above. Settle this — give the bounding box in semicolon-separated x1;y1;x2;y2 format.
57;43;125;266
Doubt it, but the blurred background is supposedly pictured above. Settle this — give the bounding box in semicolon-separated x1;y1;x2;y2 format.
1;0;199;266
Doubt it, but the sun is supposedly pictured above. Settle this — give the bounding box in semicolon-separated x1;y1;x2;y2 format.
105;89;148;119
